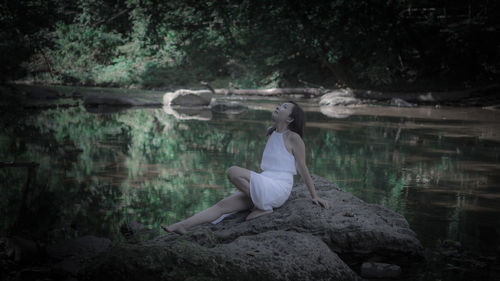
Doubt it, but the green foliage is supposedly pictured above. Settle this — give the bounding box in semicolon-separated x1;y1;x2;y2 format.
4;0;500;89
49;21;124;84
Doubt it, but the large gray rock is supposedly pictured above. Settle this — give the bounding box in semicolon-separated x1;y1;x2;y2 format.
46;235;112;276
46;235;111;260
81;230;360;281
163;89;214;106
361;262;402;278
78;174;424;280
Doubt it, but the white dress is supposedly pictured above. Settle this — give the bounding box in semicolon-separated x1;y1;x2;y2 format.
211;129;296;224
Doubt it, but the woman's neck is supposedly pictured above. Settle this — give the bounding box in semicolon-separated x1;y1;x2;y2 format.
274;123;289;133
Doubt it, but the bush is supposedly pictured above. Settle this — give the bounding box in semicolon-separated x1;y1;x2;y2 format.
49;21;124;84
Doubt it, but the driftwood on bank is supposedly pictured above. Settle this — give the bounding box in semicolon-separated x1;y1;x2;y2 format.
211;83;499;105
350;84;499;103
214;87;328;97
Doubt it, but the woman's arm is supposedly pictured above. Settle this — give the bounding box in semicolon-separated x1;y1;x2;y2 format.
291;134;329;208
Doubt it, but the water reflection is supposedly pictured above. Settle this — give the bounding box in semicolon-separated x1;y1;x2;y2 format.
1;87;499;257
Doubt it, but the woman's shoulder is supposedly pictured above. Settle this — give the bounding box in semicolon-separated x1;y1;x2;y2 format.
285;130;300;139
285;130;302;144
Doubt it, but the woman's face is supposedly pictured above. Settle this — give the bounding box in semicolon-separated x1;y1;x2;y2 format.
272;102;294;123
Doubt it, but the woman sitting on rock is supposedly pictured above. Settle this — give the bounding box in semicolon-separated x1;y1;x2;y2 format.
161;101;329;234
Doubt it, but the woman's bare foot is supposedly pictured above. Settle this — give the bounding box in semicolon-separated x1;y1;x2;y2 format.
161;221;187;235
245;208;273;221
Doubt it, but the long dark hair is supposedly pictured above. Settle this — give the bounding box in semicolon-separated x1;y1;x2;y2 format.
267;100;306;139
287;100;305;139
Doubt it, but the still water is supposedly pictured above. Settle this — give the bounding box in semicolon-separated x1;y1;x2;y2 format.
1;85;499;256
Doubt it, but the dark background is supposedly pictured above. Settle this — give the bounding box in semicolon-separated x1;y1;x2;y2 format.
1;0;499;91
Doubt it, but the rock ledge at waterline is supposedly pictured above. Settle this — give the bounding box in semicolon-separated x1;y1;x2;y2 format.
79;174;424;281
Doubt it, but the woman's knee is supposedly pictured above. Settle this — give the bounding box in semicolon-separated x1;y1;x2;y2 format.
227;165;240;181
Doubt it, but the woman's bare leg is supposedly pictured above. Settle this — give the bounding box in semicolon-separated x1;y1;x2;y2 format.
227;165;252;198
161;190;252;234
162;165;275;234
227;166;274;221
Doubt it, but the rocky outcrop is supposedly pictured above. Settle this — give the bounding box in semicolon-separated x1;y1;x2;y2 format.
0;235;113;279
78;174;425;281
46;235;112;276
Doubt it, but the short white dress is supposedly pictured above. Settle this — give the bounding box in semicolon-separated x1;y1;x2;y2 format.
211;129;297;224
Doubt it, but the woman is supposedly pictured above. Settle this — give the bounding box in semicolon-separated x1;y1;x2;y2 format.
161;101;329;235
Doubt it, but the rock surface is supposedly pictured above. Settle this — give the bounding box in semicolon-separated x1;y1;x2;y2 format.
46;235;112;276
46;235;112;261
361;262;401;278
78;174;424;280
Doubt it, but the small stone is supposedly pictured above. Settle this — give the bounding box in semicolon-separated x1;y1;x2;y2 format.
344;211;355;217
390;97;414;107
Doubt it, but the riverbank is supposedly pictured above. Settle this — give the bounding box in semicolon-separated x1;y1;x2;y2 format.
3;82;500;108
1;83;500;280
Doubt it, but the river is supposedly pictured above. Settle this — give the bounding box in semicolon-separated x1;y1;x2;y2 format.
1;84;499;258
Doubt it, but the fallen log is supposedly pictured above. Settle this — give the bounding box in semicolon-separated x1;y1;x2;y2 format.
350;84;500;103
214;87;328;97
212;84;499;105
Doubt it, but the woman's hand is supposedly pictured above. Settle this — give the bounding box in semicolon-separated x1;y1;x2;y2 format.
312;196;329;209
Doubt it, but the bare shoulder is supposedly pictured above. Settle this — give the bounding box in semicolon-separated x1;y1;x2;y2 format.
286;131;303;146
288;131;302;142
